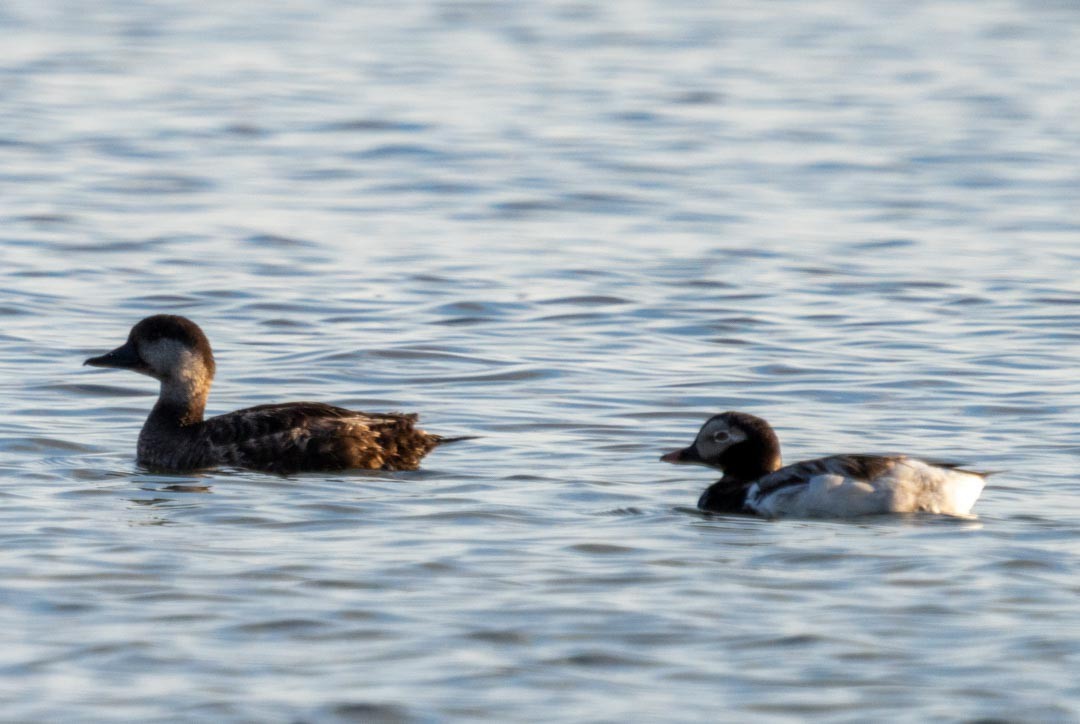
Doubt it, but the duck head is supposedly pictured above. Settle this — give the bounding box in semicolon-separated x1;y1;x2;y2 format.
85;315;216;422
85;315;215;381
661;411;782;481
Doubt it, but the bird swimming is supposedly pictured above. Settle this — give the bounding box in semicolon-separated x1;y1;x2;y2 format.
84;314;466;474
661;411;988;518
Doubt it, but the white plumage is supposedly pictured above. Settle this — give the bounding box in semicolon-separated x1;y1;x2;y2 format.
661;411;989;519
746;458;986;518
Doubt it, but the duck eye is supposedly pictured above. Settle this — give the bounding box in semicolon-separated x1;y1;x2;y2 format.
712;431;730;443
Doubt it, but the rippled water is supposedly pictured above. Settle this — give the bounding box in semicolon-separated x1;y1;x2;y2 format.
3;0;1080;720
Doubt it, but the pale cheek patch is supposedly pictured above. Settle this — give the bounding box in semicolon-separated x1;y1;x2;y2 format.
141;339;212;403
695;425;746;460
141;339;187;374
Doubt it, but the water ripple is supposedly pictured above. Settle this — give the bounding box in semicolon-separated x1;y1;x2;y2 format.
2;0;1080;720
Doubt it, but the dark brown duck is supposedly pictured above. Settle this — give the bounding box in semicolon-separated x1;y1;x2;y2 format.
84;315;466;473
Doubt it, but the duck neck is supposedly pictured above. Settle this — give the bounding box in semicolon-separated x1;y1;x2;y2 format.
720;438;783;483
151;367;211;427
698;478;754;513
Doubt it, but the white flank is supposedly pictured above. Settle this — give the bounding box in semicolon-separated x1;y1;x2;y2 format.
748;459;986;518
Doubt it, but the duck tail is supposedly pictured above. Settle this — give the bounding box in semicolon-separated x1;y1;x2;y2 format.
921;458;1002;478
434;435;480;446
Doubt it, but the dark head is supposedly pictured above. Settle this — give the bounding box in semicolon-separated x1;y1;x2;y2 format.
660;411;783;481
84;315;216;383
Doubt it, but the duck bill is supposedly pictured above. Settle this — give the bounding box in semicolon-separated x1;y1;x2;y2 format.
660;445;702;465
84;341;143;370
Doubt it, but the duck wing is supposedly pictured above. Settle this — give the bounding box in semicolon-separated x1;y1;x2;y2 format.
747;454;987;518
753;454;908;498
201;402;436;473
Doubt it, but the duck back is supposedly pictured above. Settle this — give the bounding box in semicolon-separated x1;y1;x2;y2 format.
138;402;441;473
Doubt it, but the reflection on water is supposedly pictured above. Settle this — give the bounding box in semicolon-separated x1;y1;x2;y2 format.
2;0;1080;720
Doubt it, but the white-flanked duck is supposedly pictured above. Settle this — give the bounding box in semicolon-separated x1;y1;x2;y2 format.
661;411;987;518
85;315;467;473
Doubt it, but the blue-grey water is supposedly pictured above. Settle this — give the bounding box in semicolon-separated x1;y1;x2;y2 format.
3;1;1080;720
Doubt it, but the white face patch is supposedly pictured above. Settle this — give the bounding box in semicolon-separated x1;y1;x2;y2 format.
139;338;191;377
139;338;212;403
694;418;747;462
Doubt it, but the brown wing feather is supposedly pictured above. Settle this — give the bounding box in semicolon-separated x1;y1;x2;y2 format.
199;402;437;473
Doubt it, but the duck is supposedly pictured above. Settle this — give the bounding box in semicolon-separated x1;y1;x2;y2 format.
84;314;468;474
661;411;988;518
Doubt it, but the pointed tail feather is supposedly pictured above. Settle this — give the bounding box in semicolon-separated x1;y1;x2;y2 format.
434;435;480;446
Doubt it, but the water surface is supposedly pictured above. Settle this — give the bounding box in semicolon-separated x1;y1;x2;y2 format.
2;0;1080;720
